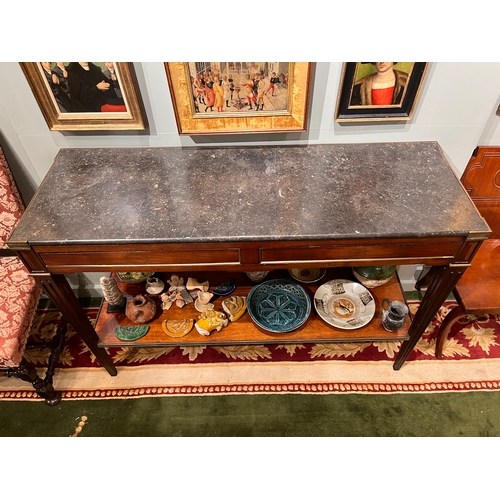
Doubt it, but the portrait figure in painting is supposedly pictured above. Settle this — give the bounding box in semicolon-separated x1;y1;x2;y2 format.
349;63;414;107
38;62;127;114
187;62;290;115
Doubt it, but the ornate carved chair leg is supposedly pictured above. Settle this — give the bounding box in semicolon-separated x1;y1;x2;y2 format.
32;373;62;406
435;303;467;359
44;317;67;386
36;317;67;406
7;317;68;406
7;360;61;405
8;361;42;386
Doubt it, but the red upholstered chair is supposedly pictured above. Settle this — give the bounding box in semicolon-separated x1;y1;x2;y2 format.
0;146;66;405
433;147;500;358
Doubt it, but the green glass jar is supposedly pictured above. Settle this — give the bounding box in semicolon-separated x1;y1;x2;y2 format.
352;265;396;288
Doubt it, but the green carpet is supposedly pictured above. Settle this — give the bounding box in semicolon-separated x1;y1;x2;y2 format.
0;391;498;437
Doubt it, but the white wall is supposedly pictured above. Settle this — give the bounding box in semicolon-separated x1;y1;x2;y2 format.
1;62;500;295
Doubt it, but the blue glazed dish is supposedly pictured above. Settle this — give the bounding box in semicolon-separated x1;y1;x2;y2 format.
247;279;311;333
212;278;237;297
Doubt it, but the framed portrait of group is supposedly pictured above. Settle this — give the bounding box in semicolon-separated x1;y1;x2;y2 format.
165;62;313;135
335;62;428;122
20;62;148;131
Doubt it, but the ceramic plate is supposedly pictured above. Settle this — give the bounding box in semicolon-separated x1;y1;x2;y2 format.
288;268;326;283
314;279;375;330
247;279;311;333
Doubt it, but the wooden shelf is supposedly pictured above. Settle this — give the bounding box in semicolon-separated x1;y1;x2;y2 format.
96;268;411;348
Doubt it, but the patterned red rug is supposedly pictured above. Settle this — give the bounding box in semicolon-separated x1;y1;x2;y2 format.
2;301;500;401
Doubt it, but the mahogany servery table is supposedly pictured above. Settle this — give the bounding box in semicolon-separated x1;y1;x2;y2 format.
7;142;491;374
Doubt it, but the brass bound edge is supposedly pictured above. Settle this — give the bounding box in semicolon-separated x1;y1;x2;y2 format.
6;241;31;251
467;229;492;241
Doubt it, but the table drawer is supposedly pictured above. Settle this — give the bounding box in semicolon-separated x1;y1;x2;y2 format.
38;248;241;272
260;242;462;265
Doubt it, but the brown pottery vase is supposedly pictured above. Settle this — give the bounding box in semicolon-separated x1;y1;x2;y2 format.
125;294;156;324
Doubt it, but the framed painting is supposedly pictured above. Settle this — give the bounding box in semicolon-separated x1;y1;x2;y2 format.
19;62;148;131
165;62;312;135
335;62;428;122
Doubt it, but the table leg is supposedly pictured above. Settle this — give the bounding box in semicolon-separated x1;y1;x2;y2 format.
393;263;468;370
34;273;117;376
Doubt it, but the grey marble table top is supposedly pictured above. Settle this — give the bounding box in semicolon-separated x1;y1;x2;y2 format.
8;142;490;246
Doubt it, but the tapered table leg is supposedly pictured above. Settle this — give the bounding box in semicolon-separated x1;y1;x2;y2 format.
393;264;468;370
34;273;117;376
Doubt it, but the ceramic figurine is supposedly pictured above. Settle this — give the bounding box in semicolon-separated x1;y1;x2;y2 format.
160;274;194;309
194;291;214;312
195;309;228;336
100;276;123;306
186;277;210;292
160;292;174;311
125;294;156;324
173;292;183;309
145;276;165;295
167;274;185;289
222;295;247;322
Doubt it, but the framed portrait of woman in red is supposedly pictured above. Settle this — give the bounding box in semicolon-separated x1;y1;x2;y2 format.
335;62;428;122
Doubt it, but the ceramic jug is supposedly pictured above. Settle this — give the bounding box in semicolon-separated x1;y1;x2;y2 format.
125;294;156;324
381;298;408;332
145;276;165;295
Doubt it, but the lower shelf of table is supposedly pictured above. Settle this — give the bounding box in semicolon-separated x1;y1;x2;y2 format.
95;268;412;348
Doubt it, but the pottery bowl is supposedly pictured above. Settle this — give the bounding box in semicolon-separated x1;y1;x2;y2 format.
116;271;154;284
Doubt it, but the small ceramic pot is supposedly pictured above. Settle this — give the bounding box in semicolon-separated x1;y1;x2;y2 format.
145;276;165;295
125;294;156;324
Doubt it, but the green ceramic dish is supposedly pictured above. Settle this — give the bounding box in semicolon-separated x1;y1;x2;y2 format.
115;325;149;341
116;272;154;284
352;266;396;288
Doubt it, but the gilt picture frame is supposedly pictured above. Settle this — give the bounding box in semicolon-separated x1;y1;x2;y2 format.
164;62;312;135
20;62;148;131
335;62;428;122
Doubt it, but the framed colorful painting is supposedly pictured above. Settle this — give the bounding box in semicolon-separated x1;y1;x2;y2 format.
20;62;148;131
335;62;428;122
164;62;313;135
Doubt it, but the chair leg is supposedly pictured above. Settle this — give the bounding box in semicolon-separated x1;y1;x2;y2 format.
435;303;467;359
8;317;68;406
8;360;61;406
